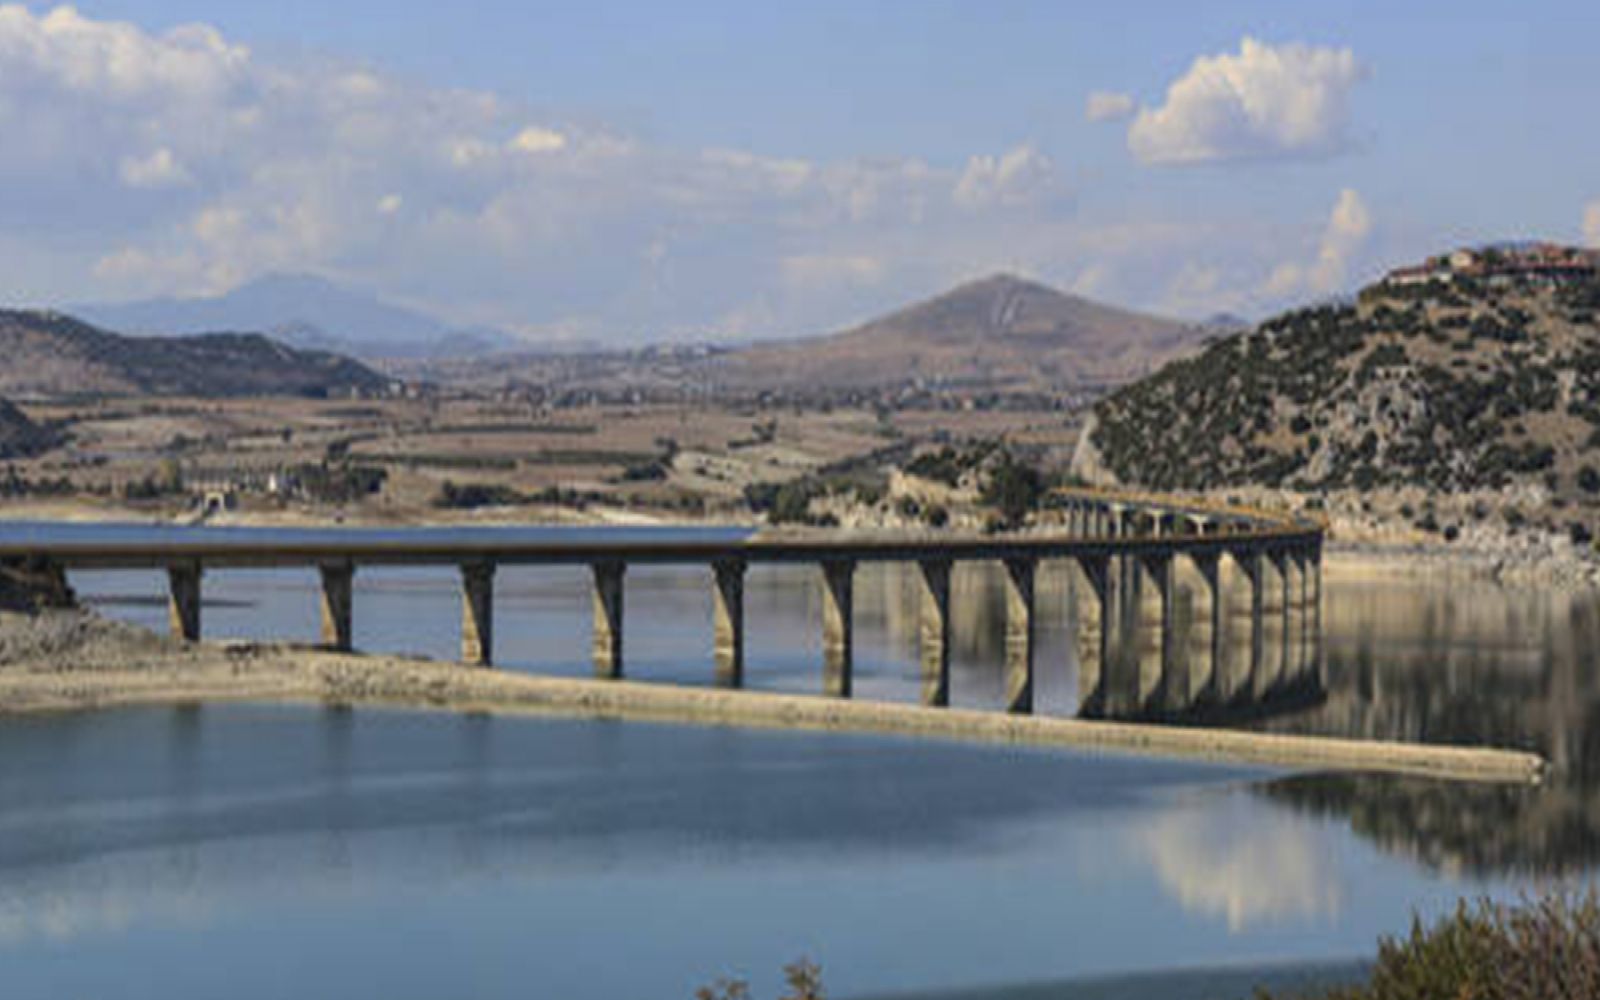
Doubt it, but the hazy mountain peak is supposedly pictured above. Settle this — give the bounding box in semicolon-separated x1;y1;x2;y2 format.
73;274;516;360
714;273;1204;392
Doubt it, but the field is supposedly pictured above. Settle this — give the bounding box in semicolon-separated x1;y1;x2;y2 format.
1;395;1082;525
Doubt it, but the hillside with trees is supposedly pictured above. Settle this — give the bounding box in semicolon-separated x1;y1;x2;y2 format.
1081;246;1600;507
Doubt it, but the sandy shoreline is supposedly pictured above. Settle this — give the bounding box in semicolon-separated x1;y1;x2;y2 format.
0;610;1546;785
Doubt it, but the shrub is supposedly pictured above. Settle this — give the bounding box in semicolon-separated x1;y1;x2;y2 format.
980;456;1044;527
1260;891;1600;1000
434;480;523;509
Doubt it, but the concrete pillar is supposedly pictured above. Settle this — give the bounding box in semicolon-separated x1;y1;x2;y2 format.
1236;550;1265;700
591;560;626;679
459;561;495;666
1310;544;1324;685
1003;557;1036;714
712;558;745;688
1191;552;1223;703
1140;552;1181;711
1076;555;1112;717
1270;550;1293;691
917;558;952;707
166;561;202;642
1292;547;1305;684
821;559;855;697
318;560;355;652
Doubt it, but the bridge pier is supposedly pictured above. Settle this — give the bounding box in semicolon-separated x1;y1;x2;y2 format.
711;558;746;688
1235;549;1266;701
821;559;855;697
592;560;626;679
918;558;951;707
459;561;495;666
1191;552;1223;705
1139;552;1181;711
1003;557;1035;714
1075;554;1112;718
166;561;202;642
318;560;355;652
1268;550;1293;692
1309;542;1324;683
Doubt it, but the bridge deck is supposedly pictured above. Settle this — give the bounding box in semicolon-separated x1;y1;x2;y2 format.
0;525;1322;569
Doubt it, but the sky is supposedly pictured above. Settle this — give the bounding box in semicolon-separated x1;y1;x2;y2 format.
1;0;1597;343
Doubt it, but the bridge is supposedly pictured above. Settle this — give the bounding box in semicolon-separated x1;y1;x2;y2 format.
0;491;1324;722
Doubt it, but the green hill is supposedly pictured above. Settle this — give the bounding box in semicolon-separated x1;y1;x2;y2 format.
1081;245;1600;498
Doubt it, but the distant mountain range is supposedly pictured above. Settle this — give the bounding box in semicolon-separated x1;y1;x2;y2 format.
0;309;389;398
75;274;518;361
707;273;1205;393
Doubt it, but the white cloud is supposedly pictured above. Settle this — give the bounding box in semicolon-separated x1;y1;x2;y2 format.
953;144;1057;210
117;147;189;188
0;5;1356;341
781;254;885;291
1585;200;1600;248
507;125;566;155
1262;188;1373;298
1128;37;1366;165
1084;90;1136;123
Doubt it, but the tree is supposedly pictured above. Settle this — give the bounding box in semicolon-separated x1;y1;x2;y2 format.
980;456;1044;528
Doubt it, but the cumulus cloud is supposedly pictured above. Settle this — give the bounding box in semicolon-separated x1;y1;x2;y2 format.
117;147;190;188
0;4;1099;337
1585;200;1600;248
1262;188;1373;299
1084;90;1136;123
781;254;885;291
0;5;1359;341
507;125;566;155
1128;37;1366;165
952;144;1058;211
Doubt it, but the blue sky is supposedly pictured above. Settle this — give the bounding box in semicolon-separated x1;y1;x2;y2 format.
2;1;1597;341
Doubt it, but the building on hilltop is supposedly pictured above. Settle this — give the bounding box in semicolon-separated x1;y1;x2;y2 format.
1382;243;1599;289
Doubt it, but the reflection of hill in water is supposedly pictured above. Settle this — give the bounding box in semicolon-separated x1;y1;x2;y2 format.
1257;565;1600;876
1261;771;1600;878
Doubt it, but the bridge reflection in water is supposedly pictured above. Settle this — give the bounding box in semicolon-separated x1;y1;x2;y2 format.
4;492;1325;723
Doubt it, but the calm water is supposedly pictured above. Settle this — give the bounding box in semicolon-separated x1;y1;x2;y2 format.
3;523;1599;998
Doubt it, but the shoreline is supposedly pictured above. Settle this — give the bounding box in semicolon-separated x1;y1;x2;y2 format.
0;612;1546;785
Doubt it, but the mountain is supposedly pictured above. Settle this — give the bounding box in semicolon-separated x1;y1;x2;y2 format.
711;273;1202;393
0;397;57;459
1078;244;1600;496
0;309;390;398
75;274;517;360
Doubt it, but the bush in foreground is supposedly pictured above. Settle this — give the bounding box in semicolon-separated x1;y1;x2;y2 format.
696;959;823;1000
1263;890;1600;1000
703;892;1600;1000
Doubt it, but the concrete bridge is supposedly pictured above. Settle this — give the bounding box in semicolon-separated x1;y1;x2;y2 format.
0;491;1324;722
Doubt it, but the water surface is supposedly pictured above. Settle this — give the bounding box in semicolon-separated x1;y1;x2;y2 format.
4;524;1599;996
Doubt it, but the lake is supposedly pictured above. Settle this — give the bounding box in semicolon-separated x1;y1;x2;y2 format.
1;524;1595;998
